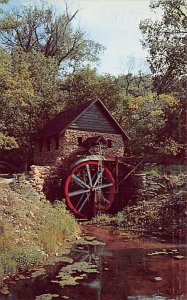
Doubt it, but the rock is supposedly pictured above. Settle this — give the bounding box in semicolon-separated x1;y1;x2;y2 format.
154;277;162;282
147;251;167;256
18;274;26;280
0;286;10;294
0;196;8;205
173;255;185;259
85;236;95;241
25;211;35;218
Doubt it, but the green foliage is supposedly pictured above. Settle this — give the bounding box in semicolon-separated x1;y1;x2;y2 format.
0;46;62;166
0;132;18;150
93;193;186;240
39;201;78;253
0;218;43;279
140;0;187;93
0;2;103;167
113;72;183;156
60;66;120;112
14;246;43;269
0;180;79;286
0;3;103;68
91;213;113;225
139;0;186;157
10;174;41;200
0;219;20;279
0;47;60;140
0;253;17;277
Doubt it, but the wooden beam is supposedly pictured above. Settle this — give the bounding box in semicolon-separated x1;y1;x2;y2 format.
118;158;144;186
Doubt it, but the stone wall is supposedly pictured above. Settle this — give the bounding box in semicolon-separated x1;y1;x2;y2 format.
128;171;187;240
33;133;66;166
135;172;187;201
58;129;124;169
29;165;52;193
33;129;124;166
116;170;187;212
31;129;124;196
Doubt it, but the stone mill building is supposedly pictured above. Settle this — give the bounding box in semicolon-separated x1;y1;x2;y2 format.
30;99;129;217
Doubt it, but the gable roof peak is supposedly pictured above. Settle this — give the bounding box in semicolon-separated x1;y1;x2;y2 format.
35;98;129;140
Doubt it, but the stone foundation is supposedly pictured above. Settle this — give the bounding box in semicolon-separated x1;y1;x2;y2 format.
29;165;52;193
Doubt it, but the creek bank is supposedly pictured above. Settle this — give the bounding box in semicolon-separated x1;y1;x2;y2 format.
0;168;186;295
0;177;80;290
0;232;105;298
91;171;187;242
1;226;186;300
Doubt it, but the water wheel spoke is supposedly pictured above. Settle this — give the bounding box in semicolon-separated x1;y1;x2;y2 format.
86;164;93;187
72;174;90;189
93;167;104;187
95;182;114;190
69;189;90;197
103;197;110;204
65;161;115;218
91;173;97;185
77;192;90;212
75;193;85;210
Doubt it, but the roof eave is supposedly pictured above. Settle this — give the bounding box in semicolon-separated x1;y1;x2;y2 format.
96;99;130;140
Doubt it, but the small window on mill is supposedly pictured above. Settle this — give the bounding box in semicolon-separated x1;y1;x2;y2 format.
107;139;112;148
55;136;59;150
46;139;51;151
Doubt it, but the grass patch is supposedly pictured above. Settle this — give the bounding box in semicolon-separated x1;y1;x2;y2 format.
39;201;79;253
0;177;80;286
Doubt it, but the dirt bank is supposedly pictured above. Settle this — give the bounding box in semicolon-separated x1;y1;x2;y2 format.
0;176;80;288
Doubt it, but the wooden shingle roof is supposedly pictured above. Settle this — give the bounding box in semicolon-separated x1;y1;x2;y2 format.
36;99;129;140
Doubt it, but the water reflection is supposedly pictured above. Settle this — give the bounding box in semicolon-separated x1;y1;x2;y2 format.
69;229;186;300
128;297;185;300
0;228;186;300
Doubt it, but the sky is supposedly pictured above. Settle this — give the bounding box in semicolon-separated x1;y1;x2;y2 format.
5;0;161;75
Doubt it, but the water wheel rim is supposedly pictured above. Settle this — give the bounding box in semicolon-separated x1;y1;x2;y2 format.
64;161;115;218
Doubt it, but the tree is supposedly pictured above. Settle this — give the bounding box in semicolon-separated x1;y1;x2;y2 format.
113;72;151;126
140;0;187;93
0;2;105;168
0;47;63;168
125;93;182;156
139;0;186;158
113;72;181;156
0;3;104;71
0;47;19;150
60;66;122;112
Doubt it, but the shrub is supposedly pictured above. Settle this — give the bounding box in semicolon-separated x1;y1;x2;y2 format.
0;179;80;286
14;246;43;269
91;214;113;226
39;201;79;253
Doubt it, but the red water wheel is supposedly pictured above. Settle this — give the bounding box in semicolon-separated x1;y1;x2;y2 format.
64;161;115;218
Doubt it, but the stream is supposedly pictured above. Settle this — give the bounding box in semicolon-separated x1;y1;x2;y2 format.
0;226;186;300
